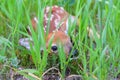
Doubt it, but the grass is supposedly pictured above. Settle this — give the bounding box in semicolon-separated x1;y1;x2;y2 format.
0;0;120;80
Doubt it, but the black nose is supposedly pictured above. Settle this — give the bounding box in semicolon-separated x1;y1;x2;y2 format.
51;45;58;51
72;49;78;56
71;49;79;58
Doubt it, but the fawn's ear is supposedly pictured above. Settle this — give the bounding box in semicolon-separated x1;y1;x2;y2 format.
19;38;44;52
19;38;33;50
26;17;38;35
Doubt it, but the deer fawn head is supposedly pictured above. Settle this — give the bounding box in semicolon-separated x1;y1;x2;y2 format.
19;5;78;58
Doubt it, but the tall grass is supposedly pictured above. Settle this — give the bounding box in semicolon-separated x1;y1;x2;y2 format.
0;0;120;80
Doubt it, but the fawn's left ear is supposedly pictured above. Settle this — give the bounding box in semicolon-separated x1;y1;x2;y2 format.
19;38;32;50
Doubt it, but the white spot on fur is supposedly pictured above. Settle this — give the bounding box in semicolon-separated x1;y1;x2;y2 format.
50;14;54;21
65;19;68;34
44;14;48;21
44;25;47;28
43;27;46;32
60;7;64;10
46;6;50;13
54;5;58;8
54;19;59;28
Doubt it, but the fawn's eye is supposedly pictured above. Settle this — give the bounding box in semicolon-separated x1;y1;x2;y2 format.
51;45;58;52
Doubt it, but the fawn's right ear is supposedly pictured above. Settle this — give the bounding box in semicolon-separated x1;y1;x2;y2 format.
26;26;32;35
26;17;38;35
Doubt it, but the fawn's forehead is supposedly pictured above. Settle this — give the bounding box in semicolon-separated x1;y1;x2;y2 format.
46;31;70;44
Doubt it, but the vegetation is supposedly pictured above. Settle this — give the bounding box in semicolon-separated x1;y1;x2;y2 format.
0;0;120;80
